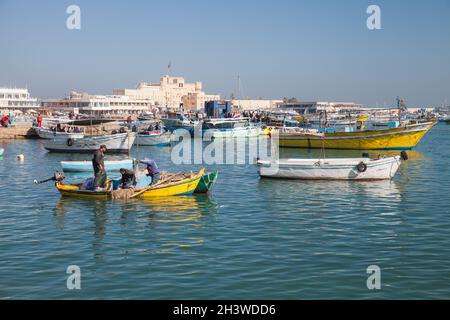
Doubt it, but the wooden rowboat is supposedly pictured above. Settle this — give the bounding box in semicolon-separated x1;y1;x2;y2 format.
55;168;205;198
258;155;404;181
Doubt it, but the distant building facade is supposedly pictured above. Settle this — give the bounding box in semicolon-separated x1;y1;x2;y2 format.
279;101;363;114
0;87;40;111
231;99;283;111
41;91;153;115
114;75;220;110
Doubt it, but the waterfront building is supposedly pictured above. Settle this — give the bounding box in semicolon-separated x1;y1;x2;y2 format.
181;92;221;111
41;91;153;116
231;99;283;111
279;101;363;114
113;75;220;110
0;87;40;112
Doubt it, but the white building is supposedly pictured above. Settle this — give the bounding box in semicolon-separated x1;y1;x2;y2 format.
232;99;283;111
0;87;40;111
113;75;220;110
41;91;153;116
280;101;363;114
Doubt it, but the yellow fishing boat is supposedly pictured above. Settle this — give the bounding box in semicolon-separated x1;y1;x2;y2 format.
278;121;436;150
55;168;205;199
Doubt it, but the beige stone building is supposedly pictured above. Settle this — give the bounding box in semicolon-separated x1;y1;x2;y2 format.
182;92;221;111
113;75;220;110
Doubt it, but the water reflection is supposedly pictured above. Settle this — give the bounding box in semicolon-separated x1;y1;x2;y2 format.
52;194;219;255
259;175;399;195
139;195;218;223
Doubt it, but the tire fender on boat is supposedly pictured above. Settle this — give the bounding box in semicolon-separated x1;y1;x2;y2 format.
356;161;368;173
400;151;408;161
67;138;74;147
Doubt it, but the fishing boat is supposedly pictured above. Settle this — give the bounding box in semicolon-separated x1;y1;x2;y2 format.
34;127;84;139
55;168;205;198
439;117;450;125
194;171;219;194
61;159;133;172
161;112;200;132
278;121;436;150
137;112;155;121
136;131;171;146
43;132;136;153
257;153;406;180
66;118;117;126
202;118;261;138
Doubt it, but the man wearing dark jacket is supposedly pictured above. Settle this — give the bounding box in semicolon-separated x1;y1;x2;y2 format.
119;168;137;189
92;145;107;189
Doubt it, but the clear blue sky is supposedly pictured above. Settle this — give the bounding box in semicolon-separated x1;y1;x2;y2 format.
1;0;449;107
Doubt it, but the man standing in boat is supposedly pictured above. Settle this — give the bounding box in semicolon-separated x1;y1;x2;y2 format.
137;158;160;185
92;145;108;190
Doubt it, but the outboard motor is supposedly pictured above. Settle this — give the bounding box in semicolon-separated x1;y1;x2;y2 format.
34;171;65;184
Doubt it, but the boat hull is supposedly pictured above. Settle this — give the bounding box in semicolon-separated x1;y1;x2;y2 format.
206;127;262;138
35;127;84;139
278;122;435;150
194;171;219;193
44;132;136;153
258;157;401;180
138;175;202;198
136;132;171;146
61;159;133;172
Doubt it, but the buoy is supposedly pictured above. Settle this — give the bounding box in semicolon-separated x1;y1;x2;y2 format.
17;154;24;161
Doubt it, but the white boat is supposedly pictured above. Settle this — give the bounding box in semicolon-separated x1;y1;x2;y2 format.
202;118;262;138
0;148;4;157
35;127;84;139
257;155;405;180
136;131;171;146
43;132;136;153
61;159;133;172
161;112;200;132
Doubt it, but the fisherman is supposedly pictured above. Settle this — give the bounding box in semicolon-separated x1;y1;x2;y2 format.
137;158;160;185
92;145;108;190
119;168;137;189
37;114;42;127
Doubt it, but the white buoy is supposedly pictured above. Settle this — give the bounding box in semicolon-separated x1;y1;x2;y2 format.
17;154;24;161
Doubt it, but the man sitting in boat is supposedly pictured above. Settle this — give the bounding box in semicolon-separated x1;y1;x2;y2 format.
119;168;137;189
137;158;160;185
92;145;108;190
80;177;95;190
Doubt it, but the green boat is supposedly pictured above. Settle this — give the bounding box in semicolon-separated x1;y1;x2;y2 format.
194;171;219;194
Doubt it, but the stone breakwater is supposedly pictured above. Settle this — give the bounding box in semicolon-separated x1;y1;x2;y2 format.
0;123;125;139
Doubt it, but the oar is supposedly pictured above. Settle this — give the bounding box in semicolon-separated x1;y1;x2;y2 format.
129;172;181;199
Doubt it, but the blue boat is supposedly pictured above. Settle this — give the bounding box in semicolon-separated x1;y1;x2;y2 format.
61;159;133;172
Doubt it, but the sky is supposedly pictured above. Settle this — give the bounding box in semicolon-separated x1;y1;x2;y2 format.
0;0;449;107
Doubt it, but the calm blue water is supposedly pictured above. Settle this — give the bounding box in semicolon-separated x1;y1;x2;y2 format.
0;124;449;299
